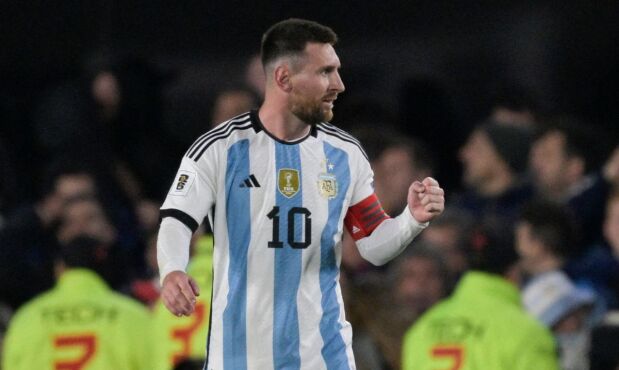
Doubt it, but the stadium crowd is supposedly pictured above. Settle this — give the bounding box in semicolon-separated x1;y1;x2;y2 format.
1;50;618;370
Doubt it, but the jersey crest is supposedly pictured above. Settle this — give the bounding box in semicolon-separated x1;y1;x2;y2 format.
278;168;300;198
317;173;338;199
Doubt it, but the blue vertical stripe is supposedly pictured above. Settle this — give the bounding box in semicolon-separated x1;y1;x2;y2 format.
273;143;303;370
223;139;250;370
319;142;351;370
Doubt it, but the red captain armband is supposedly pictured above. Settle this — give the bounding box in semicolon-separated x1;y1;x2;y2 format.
344;193;390;241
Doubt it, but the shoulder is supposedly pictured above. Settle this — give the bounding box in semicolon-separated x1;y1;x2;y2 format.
315;122;368;161
4;290;56;333
184;112;254;162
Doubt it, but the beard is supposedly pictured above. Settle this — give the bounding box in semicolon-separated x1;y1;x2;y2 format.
289;90;334;126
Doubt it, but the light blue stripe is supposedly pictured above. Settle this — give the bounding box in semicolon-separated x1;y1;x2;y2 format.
273;143;302;370
223;139;250;370
319;142;351;370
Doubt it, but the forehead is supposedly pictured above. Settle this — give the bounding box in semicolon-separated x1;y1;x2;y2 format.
300;42;341;67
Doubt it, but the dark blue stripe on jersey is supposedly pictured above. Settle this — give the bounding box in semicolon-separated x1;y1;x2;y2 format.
316;125;369;161
186;113;250;157
273;142;302;370
192;123;254;162
159;208;199;233
319;142;351;370
223;139;250;370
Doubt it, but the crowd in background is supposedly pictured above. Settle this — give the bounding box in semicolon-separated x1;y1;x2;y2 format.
1;50;619;370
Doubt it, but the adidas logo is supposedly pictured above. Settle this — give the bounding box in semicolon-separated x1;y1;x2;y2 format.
352;225;361;234
239;174;261;188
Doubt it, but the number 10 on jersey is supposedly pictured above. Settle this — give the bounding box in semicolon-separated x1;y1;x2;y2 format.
267;206;312;249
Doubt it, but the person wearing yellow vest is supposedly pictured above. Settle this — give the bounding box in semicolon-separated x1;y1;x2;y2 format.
2;235;152;370
151;233;214;370
402;222;559;370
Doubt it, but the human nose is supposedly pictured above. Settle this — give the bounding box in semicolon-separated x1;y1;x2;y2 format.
331;71;345;93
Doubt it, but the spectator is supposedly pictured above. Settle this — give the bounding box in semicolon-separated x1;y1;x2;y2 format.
211;87;258;126
565;188;619;309
418;209;472;283
55;195;132;290
2;236;152;370
523;271;599;370
372;136;436;216
402;222;559;370
391;242;449;319
0;162;98;309
453;121;534;223
530;116;616;245
515;200;578;278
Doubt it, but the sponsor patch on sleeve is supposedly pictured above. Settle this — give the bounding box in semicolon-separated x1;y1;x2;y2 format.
170;170;196;196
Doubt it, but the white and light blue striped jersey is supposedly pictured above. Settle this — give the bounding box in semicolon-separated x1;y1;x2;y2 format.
160;111;375;370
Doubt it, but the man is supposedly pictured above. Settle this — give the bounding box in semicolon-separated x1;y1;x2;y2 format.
529;116;616;245
402;222;559;370
2;236;152;370
157;18;444;370
523;271;598;370
0;162;98;310
515;200;577;278
454;121;533;223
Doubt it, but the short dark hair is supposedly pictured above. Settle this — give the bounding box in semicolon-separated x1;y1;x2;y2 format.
466;220;518;276
519;200;578;258
261;18;337;69
536;116;604;173
59;235;109;272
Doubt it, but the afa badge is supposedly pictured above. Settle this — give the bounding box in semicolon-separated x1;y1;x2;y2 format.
278;168;300;198
318;173;338;199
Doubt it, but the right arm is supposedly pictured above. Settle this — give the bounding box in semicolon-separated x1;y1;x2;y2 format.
158;155;216;316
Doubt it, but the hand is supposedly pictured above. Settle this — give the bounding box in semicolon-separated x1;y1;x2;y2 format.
407;177;445;223
161;270;200;317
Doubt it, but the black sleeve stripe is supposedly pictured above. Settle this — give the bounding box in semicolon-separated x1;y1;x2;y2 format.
186;116;251;158
316;127;369;161
160;209;199;233
186;113;250;156
192;124;254;161
317;123;363;147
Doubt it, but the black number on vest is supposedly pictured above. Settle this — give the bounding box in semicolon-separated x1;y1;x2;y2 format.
267;206;312;249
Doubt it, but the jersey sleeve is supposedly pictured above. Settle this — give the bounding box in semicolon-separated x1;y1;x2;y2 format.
350;149;375;206
160;155;217;232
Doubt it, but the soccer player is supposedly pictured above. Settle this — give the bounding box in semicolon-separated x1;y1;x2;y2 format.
157;18;445;370
2;236;152;370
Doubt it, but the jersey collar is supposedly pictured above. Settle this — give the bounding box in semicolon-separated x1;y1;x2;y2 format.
250;109;318;145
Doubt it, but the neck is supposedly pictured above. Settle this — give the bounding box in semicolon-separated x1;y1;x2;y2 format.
258;105;311;142
478;170;514;197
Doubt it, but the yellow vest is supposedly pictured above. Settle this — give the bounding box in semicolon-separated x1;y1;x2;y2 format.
2;269;152;370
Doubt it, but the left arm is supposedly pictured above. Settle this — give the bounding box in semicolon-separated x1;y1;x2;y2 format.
346;177;444;265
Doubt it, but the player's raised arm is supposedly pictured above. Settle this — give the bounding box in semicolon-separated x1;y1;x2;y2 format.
345;177;444;265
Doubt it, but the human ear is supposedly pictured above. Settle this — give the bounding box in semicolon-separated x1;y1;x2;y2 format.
274;65;292;92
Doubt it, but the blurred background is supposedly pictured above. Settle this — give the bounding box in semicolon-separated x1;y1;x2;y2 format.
2;1;618;199
1;1;619;370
